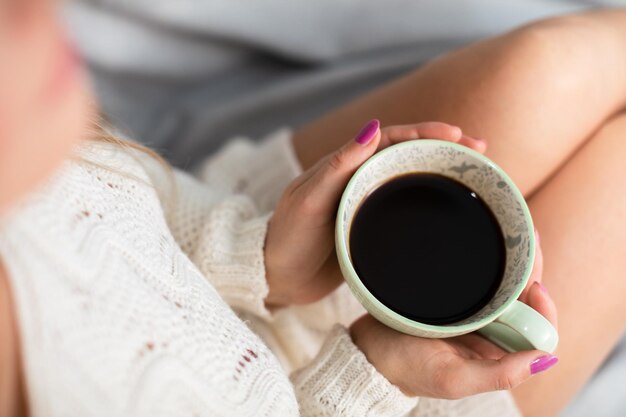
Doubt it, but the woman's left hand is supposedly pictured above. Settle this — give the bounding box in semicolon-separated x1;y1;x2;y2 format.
264;119;486;306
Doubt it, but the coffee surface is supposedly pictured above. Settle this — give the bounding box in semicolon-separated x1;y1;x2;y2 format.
349;173;505;325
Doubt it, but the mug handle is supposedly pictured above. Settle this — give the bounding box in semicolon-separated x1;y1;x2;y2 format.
477;300;558;353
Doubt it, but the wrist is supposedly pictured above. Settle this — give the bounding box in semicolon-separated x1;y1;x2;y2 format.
263;215;288;307
263;269;288;309
263;282;289;308
292;325;419;416
350;315;416;397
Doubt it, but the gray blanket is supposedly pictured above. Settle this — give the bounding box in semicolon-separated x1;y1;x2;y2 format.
64;1;626;414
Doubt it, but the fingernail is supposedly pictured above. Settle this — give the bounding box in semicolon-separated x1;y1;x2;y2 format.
354;119;380;145
463;134;486;143
535;229;541;245
535;281;548;294
530;355;558;375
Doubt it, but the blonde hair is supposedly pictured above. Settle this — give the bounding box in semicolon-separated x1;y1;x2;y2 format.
87;119;169;168
81;118;177;205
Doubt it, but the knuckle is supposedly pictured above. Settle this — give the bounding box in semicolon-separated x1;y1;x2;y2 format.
299;190;319;215
439;386;462;400
432;359;463;399
283;182;299;199
328;150;346;173
439;380;462;400
494;373;517;391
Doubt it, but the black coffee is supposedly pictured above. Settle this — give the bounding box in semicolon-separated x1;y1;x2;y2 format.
349;173;505;325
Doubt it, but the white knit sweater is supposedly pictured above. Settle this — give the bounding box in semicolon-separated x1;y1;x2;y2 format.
0;131;520;417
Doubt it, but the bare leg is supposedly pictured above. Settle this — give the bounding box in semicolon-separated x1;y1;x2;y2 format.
292;10;626;196
511;111;626;416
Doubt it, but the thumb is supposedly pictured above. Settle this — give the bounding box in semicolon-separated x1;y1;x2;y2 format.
302;119;381;210
454;350;558;396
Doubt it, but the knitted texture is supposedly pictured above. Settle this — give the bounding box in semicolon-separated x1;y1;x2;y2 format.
0;132;521;417
292;325;418;417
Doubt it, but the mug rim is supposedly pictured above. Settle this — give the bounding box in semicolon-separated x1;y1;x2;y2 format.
336;139;536;334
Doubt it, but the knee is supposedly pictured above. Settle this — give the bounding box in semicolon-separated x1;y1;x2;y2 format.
507;12;621;77
511;10;613;51
481;13;615;105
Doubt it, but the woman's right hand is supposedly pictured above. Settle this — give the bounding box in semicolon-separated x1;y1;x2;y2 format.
350;236;558;399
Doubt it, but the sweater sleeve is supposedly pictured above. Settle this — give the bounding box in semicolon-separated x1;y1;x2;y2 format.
193;128;303;213
291;325;418;417
140;130;301;319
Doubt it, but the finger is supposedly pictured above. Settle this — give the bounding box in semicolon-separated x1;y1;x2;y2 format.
287;152;329;192
519;229;543;303
380;122;462;149
458;134;488;154
445;349;558;398
287;119;381;196
527;281;558;328
299;119;382;213
453;333;507;361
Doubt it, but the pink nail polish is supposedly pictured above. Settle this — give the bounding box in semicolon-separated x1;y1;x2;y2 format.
355;119;380;145
530;355;558;375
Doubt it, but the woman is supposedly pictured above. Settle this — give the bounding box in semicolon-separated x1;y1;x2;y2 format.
1;1;624;416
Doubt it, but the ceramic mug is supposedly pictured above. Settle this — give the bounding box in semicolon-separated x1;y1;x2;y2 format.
335;139;558;353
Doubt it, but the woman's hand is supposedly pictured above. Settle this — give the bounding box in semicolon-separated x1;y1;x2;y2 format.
350;237;558;399
264;119;486;306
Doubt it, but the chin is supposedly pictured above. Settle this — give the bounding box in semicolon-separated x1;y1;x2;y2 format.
0;81;93;216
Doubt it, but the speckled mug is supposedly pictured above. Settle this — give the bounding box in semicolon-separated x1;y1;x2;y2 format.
336;140;558;353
